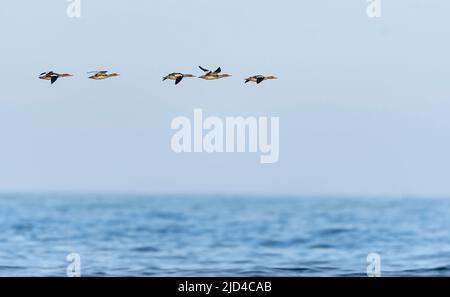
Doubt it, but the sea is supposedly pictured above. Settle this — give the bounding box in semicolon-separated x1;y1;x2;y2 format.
0;194;449;276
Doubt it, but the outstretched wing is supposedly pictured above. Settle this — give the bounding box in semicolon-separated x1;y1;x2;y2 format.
175;76;183;85
256;77;265;84
50;76;58;84
199;66;210;72
214;67;221;74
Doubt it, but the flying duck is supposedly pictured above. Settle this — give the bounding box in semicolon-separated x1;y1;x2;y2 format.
245;75;278;84
39;71;73;84
198;66;231;80
163;73;195;85
88;71;120;80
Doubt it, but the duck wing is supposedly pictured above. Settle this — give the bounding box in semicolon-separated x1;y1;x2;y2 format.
256;77;265;84
50;76;58;84
199;66;210;72
175;76;183;85
214;67;221;74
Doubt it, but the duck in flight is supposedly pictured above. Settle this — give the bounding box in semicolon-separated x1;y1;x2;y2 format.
198;66;231;80
245;75;278;84
39;71;73;84
163;73;195;85
88;71;120;80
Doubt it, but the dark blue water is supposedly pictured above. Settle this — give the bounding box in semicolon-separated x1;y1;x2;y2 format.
0;194;450;276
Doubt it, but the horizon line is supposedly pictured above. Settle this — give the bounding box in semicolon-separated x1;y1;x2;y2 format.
0;191;449;200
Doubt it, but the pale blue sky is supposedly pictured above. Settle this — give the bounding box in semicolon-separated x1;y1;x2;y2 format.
0;1;449;196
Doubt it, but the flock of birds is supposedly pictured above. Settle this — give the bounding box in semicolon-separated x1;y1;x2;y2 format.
39;66;278;85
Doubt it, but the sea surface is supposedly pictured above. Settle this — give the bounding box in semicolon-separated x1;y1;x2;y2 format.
0;194;449;277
